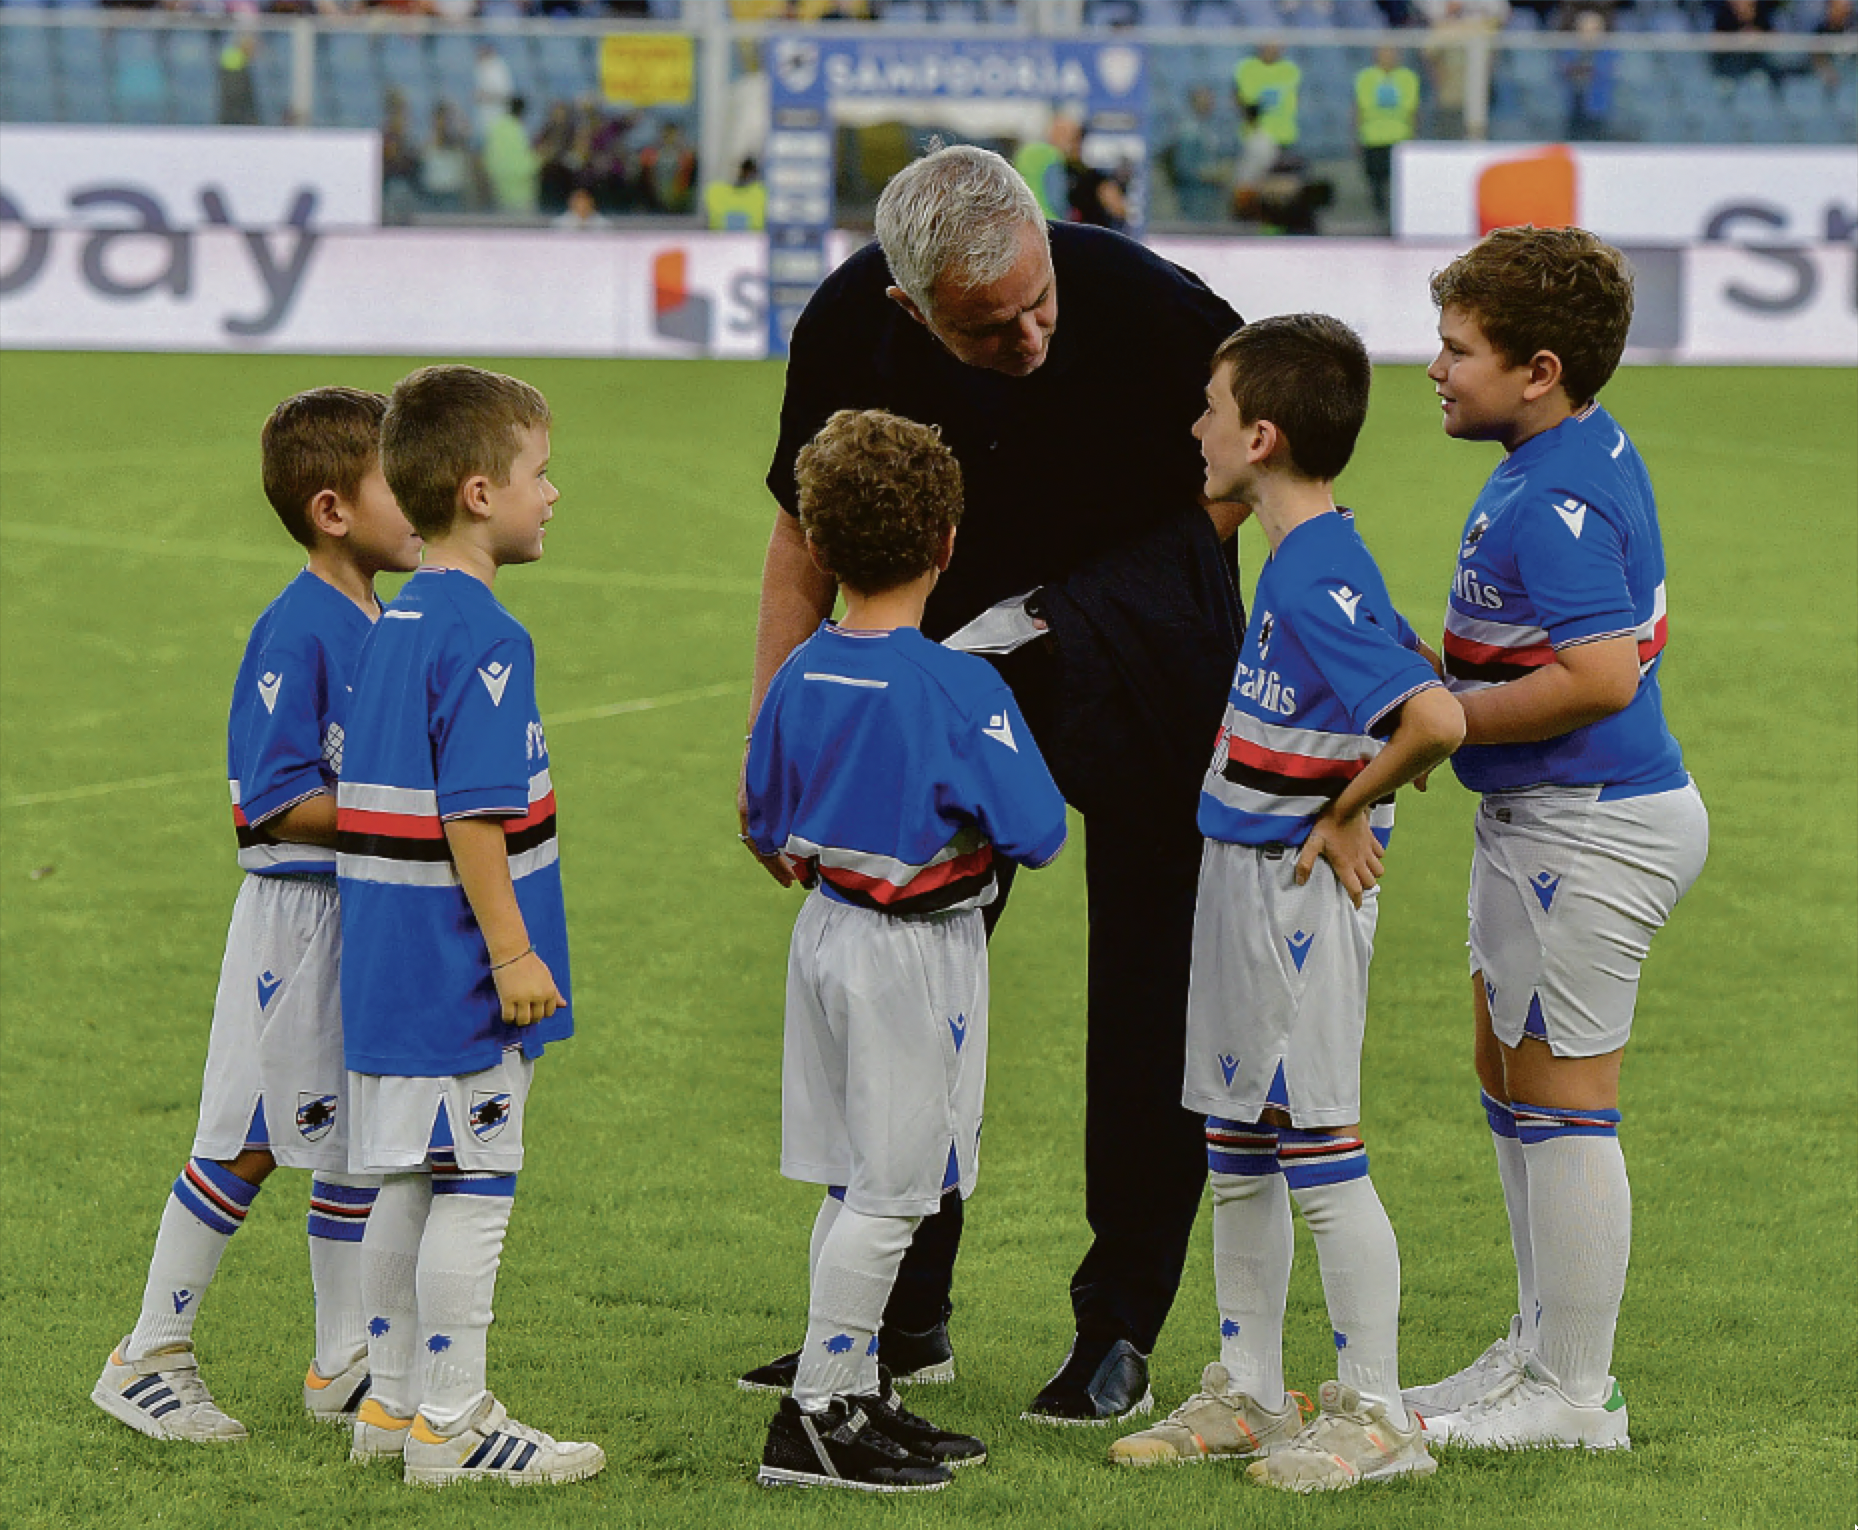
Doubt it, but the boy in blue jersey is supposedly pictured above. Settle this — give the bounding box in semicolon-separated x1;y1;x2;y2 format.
1404;228;1708;1451
745;409;1068;1493
335;365;604;1488
93;388;423;1443
1111;316;1464;1491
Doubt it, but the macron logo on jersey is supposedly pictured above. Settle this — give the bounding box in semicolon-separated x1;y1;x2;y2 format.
1554;498;1589;539
983;711;1018;752
478;661;512;707
1328;586;1363;625
257;671;282;714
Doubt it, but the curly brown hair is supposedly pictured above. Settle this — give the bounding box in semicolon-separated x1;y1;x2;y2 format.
381;365;552;539
260;387;388;549
796;410;964;595
1430;226;1635;407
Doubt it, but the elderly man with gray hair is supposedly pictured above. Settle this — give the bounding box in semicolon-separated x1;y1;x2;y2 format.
737;145;1248;1425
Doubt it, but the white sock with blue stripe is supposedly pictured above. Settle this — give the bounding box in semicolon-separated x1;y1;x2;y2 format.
1207;1119;1292;1407
793;1203;919;1411
416;1174;515;1436
1483;1089;1539;1353
1281;1130;1409;1429
127;1158;263;1362
361;1172;431;1421
1514;1103;1628;1408
307;1173;380;1376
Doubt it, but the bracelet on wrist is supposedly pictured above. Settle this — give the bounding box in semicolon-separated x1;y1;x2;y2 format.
489;945;533;973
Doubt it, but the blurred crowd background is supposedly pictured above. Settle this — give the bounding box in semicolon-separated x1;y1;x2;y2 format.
2;0;1852;235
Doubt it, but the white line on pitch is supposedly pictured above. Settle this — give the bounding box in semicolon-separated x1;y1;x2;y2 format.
2;681;742;809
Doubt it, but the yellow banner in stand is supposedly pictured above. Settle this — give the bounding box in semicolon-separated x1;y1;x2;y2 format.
600;34;695;107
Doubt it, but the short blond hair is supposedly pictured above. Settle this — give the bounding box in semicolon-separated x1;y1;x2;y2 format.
381;365;551;538
797;410;963;595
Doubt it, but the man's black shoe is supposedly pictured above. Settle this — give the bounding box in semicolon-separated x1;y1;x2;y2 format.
738;1322;955;1395
1021;1337;1154;1426
756;1396;953;1492
859;1374;986;1467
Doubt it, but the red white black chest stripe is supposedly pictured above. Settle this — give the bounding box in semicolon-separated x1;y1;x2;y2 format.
1444;582;1667;691
1205;708;1400;830
335;772;558;887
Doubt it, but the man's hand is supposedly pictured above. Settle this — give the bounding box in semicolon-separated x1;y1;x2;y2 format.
491;950;565;1026
1296;806;1384;909
737;761;798;887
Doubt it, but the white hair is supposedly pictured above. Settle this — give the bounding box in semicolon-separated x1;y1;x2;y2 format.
874;145;1048;315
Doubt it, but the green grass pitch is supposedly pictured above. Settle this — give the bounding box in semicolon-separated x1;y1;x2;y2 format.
2;351;1853;1529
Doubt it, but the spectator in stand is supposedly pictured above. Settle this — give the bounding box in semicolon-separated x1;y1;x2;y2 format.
1014;125;1069;221
585;105;638;214
704;157;769;230
1419;0;1509;140
474;41;515;137
483;94;540;214
420;100;474;214
382;88;422;225
535;101;578;215
1353;45;1419;224
554;185;608;230
1813;0;1857;90
1712;0;1783;86
1162;86;1240;224
1235;42;1301;149
640;119;698;215
1051;112;1128;230
1559;6;1616;141
217;33;259;127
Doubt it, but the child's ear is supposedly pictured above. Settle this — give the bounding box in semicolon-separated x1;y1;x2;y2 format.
803;530;834;579
935;524;957;573
305;488;347;540
1522;348;1566;402
459;474;494;521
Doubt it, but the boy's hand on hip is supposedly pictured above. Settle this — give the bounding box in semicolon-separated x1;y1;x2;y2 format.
1296;808;1384;910
493;952;565;1026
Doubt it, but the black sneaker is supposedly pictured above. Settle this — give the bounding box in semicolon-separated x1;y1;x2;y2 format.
880;1320;955;1385
756;1396;953;1493
1022;1337;1154;1426
737;1349;800;1394
738;1323;956;1395
859;1377;987;1468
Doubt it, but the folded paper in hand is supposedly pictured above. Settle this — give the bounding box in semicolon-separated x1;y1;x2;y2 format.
941;590;1049;656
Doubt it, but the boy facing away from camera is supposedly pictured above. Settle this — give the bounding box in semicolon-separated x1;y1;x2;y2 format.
1403;227;1707;1451
744;409;1068;1493
93;387;423;1443
335;364;605;1488
1110;315;1464;1492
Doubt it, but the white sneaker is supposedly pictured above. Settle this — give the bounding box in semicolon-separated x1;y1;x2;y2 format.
1402;1314;1528;1418
1427;1363;1629;1451
1245;1380;1435;1493
91;1340;247;1443
1108;1364;1308;1466
402;1395;608;1487
304;1354;372;1426
349;1397;414;1463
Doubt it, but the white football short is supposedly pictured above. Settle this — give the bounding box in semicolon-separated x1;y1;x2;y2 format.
1183;839;1378;1129
347;1047;534;1175
1468;779;1709;1057
781;890;988;1218
193;872;352;1171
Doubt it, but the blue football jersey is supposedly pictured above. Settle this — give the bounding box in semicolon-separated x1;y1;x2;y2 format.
1199;512;1439;850
1443;403;1686;797
746;625;1068;914
229;569;374;875
337;568;570;1078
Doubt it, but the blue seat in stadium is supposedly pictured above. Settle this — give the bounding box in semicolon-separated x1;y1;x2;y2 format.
113;27;168;124
54;24;108;121
0;58;57;123
253;36;292;125
535;33;594;100
377;31;428;95
166;30;217;125
2;20;53;82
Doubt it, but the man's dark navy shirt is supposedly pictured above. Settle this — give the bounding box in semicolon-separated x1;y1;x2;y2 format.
767;222;1247;816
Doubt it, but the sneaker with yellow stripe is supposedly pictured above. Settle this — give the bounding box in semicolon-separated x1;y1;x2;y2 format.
402;1395;607;1487
304;1355;371;1426
1244;1379;1436;1493
91;1340;247;1443
1108;1364;1307;1466
350;1397;413;1462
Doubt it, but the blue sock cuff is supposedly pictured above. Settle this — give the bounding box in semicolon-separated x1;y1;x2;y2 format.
307;1178;379;1243
431;1171;517;1198
172;1157;261;1235
1482;1089;1519;1138
1511;1101;1622;1144
1277;1128;1369;1190
1206;1117;1281;1176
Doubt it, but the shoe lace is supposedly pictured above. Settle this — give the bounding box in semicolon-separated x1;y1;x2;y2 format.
1460;1366;1536;1420
155;1365;216;1410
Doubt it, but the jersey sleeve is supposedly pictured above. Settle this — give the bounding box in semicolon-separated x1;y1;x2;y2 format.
946;684;1068;869
232;627;333;827
1293;576;1442;737
431;627;535;819
742;661;797;856
1513;489;1637;648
